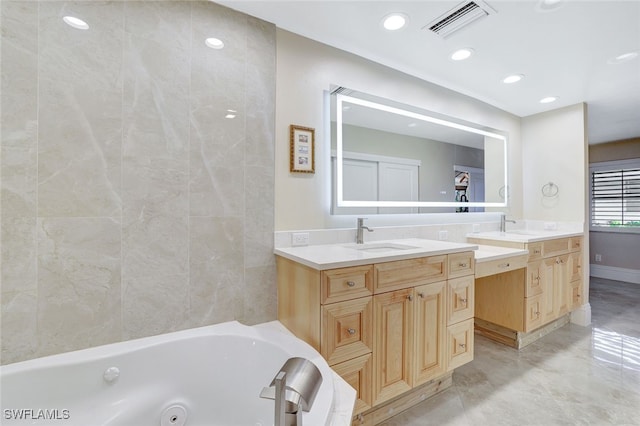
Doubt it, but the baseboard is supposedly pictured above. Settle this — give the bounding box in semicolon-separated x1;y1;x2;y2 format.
590;264;640;285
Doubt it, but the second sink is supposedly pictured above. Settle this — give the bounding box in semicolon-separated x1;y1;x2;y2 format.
344;242;419;253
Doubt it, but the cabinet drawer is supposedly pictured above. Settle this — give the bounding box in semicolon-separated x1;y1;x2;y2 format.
322;297;373;365
374;256;447;293
322;265;373;304
448;252;475;278
332;353;372;416
527;242;543;262
447;275;474;325
475;254;527;278
570;237;583;252
446;318;474;370
542;238;570;257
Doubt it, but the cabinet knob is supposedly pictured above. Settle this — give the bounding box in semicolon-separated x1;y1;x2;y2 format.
407;295;413;301
535;311;540;316
346;281;356;287
459;262;468;267
347;328;356;335
459;298;468;304
498;263;510;268
459;343;466;348
418;292;425;298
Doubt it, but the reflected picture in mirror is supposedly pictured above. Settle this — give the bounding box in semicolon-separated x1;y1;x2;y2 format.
330;87;508;214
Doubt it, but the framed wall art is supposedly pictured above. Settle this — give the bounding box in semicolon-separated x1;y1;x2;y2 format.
289;124;315;173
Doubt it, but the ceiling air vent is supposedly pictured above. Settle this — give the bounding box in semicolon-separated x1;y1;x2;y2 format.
424;0;496;38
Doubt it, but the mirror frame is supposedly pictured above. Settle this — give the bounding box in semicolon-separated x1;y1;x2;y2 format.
335;93;509;209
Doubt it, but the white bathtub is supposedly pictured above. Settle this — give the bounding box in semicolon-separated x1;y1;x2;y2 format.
0;321;345;426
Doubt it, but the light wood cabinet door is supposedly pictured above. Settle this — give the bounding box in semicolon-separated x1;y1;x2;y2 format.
413;281;446;386
525;260;544;297
541;257;557;324
568;251;583;283
524;294;543;332
447;275;474;325
373;288;413;406
446;318;474;370
555;254;570;316
571;281;583;310
332;353;372;415
322;297;373;365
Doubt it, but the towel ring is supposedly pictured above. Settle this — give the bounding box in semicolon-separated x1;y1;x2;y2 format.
541;182;559;197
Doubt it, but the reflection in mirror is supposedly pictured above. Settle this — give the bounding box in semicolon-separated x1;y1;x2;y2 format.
330;88;508;214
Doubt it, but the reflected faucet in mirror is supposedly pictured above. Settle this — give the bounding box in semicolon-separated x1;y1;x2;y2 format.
356;218;373;244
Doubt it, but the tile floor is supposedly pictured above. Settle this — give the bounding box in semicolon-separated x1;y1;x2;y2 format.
380;277;640;425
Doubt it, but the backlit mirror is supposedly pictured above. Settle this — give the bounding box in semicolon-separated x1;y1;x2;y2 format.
330;88;508;214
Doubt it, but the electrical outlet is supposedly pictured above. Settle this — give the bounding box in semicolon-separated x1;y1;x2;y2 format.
292;232;310;246
595;254;602;262
438;230;448;241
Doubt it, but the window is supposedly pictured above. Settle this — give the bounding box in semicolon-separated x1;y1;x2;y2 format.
590;159;640;232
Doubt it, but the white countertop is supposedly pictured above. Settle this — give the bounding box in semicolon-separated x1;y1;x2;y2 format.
275;238;478;270
467;230;583;243
474;244;529;263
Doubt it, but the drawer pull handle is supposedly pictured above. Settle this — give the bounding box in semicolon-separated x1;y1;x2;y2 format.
458;262;468;267
498;263;510;268
459;298;468;304
347;328;356;335
534;250;541;254
346;281;356;287
407;295;413;301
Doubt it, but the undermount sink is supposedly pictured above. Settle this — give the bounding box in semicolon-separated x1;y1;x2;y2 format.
502;230;541;236
345;242;419;253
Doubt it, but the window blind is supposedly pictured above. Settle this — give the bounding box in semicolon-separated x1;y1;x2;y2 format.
591;167;640;227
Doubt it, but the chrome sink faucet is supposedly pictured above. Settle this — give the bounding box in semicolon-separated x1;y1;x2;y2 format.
356;218;373;244
500;213;516;232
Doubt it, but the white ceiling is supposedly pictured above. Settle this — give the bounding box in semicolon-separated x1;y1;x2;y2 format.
217;0;640;144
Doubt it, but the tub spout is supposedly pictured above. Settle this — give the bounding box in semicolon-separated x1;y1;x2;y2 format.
260;357;323;426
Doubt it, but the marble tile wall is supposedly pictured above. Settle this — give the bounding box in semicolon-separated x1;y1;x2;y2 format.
1;1;276;364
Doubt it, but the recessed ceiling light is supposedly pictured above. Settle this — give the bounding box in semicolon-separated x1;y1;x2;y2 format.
205;38;224;49
540;96;558;104
451;48;474;61
536;0;564;12
382;13;408;31
63;16;89;30
608;51;638;64
503;74;524;84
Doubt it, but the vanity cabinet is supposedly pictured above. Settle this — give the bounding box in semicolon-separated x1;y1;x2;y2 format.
276;250;475;421
469;235;583;348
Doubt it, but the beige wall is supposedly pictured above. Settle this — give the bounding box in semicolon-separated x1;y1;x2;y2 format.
590;138;640;163
275;29;523;230
1;1;276;364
